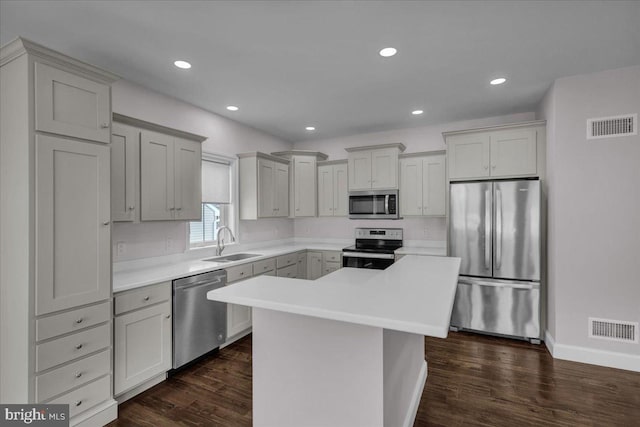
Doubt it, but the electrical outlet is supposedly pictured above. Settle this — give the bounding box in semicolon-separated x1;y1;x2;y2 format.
166;238;174;251
116;242;126;256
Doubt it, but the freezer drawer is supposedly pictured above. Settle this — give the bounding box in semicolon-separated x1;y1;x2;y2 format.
450;278;540;339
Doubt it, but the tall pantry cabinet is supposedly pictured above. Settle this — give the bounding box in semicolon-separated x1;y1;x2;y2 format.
1;38;118;425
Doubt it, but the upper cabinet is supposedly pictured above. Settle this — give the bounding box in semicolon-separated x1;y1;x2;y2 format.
445;122;544;180
346;143;405;190
399;152;446;217
35;62;111;143
113;114;206;222
271;151;328;218
318;160;348;217
239;152;290;219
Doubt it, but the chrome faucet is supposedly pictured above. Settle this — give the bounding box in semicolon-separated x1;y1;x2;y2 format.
216;226;236;256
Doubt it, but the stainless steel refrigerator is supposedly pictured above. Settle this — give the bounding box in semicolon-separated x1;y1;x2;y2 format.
449;179;542;342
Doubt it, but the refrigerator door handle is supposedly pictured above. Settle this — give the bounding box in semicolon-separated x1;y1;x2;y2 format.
484;190;491;271
495;188;502;270
459;278;537;290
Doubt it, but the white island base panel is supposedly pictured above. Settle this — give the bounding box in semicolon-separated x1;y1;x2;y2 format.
253;308;427;427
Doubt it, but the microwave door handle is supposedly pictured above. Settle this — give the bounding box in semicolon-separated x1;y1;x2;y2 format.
384;195;389;214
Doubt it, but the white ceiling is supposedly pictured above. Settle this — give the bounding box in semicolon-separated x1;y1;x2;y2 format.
1;1;639;142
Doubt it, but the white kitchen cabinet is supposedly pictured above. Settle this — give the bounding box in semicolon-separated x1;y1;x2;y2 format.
297;251;308;279
277;264;298;278
114;298;172;395
35;61;111;143
111;122;139;222
35;135;111;316
140;130;202;221
1;38;118;424
346;143;405;190
318;160;348;217
400;152;446;217
445;123;542;180
322;251;342;276
307;252;323;280
226;264;254;339
239;152;290;219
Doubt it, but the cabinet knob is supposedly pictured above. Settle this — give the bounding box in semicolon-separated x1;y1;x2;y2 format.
75;400;82;407
75;372;83;378
128;206;135;210
492;165;496;169
75;344;83;350
176;207;182;211
144;296;150;301
102;221;110;226
100;123;109;129
169;207;175;211
166;315;171;319
76;318;83;324
484;166;489;170
240;272;245;276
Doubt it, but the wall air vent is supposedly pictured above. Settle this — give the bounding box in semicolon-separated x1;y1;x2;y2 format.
587;114;637;139
589;318;638;343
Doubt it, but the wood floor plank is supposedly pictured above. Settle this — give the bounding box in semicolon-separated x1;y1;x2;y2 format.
108;331;640;426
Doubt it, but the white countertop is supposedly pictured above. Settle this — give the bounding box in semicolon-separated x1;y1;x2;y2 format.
207;255;461;338
395;246;446;256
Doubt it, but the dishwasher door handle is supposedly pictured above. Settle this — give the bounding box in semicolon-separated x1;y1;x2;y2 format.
174;276;224;291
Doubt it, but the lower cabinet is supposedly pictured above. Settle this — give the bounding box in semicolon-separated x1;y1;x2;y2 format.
113;283;172;396
227;303;252;338
307;250;342;280
297;251;307;279
307;251;323;280
226;263;257;339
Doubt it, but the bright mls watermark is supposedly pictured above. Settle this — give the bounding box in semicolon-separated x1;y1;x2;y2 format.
1;405;68;426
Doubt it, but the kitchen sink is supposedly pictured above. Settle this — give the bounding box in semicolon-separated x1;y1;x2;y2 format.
203;253;261;263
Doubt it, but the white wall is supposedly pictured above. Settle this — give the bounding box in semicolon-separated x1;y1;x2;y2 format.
293;112;536;243
539;65;640;367
111;80;294;261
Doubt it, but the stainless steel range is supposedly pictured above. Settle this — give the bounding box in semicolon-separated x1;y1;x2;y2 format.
342;228;403;270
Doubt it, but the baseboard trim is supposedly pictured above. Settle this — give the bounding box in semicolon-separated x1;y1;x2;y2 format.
115;373;167;404
71;399;117;427
545;330;639;372
402;360;428;427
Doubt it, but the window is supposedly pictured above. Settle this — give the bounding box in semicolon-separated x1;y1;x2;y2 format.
189;155;234;248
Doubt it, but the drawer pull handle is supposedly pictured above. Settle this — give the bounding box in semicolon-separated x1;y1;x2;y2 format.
100;123;109;129
76;318;83;324
144;296;150;301
128;206;135;210
75;400;82;407
75;372;83;378
166;315;171;319
75;344;83;350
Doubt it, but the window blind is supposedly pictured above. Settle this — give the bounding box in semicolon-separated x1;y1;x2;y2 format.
202;158;231;204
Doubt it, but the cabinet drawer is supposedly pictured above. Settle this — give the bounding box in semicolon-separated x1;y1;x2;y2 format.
276;253;298;269
253;258;276;275
323;251;342;262
36;324;110;372
36;302;110;342
48;375;111;418
226;263;253;283
323;261;341;275
114;281;171;315
36;350;110;402
277;264;297;279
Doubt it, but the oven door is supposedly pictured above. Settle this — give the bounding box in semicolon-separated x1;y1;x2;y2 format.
342;252;395;269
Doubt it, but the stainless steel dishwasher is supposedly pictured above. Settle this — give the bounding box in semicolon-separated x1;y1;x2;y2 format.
173;270;227;369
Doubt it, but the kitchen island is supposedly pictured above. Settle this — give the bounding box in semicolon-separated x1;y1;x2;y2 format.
207;255;461;427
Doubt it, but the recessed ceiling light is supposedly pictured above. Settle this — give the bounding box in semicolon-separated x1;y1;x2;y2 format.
379;47;397;57
490;77;507;85
174;60;191;69
305;126;316;131
412;110;424;115
226;106;239;111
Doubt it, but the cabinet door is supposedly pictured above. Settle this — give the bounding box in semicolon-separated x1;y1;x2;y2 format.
257;159;274;218
307;252;323;280
274;162;289;217
447;133;490;179
140;131;174;220
227;304;252;338
490;129;537;177
114;302;172;395
348;151;372;190
371;148;398;189
35;62;111;143
399;158;423;216
317;165;334;216
297;252;307;279
333;163;348;216
111;123;138;222
35;136;111;315
422;155;446;216
174;138;202;220
293;157;316;217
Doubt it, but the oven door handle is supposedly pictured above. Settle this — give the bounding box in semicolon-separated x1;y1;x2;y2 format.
342;252;395;260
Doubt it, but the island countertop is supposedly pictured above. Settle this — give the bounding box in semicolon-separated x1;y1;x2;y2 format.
207;255;461;338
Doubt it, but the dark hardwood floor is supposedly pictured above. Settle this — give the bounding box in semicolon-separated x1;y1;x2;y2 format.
109;332;640;426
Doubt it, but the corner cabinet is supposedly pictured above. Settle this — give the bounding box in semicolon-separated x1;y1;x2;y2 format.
317;160;348;216
399;152;446;217
239;152;290;219
346;144;405;190
271;151;328;218
445;123;543;180
0;38;118;425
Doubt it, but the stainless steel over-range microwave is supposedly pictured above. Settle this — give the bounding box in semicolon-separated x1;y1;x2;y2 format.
348;190;399;219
